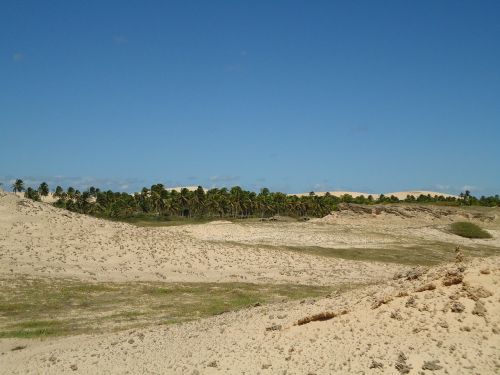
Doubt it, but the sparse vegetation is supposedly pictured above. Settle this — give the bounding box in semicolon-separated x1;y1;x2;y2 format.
229;242;499;266
0;277;342;338
449;222;492;239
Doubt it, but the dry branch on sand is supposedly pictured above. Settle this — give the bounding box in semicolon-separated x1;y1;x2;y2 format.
415;283;436;292
296;310;347;326
371;296;393;309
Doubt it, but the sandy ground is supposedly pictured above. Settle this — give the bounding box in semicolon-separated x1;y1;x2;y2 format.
178;204;500;251
2;258;499;374
0;193;399;286
1;192;499;374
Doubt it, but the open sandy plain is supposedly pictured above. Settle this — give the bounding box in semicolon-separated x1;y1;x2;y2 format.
1;192;499;374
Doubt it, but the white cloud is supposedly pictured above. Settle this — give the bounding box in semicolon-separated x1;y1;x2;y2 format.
113;36;128;45
209;175;240;183
12;52;24;62
225;64;244;72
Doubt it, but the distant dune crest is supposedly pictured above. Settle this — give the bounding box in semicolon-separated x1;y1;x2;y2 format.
289;190;459;199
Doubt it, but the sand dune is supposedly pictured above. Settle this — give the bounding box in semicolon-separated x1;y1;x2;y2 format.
1;192;499;374
0;192;399;286
2;256;499;374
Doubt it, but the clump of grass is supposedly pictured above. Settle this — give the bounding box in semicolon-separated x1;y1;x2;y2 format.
449;222;492;239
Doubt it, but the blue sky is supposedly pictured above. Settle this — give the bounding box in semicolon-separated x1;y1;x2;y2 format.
1;1;499;195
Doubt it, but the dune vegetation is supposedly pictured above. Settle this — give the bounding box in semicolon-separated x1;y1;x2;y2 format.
9;179;500;222
0;277;339;338
449;222;493;239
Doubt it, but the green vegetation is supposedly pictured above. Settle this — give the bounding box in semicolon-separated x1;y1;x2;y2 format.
224;241;499;266
24;187;40;201
108;214;216;227
11;178;25;193
0;277;344;338
38;181;49;198
11;179;500;221
449;222;493;239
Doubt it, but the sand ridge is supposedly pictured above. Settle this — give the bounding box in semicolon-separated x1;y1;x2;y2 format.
0;192;400;286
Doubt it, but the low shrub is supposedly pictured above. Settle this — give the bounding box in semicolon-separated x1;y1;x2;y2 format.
449;222;492;239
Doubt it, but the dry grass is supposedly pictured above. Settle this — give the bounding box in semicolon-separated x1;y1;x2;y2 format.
0;277;342;338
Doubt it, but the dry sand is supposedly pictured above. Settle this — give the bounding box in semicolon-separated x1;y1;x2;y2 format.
2;258;499;374
1;192;499;374
0;193;398;285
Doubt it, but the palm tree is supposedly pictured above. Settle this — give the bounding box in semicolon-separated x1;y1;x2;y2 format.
24;187;40;201
12;179;25;193
53;186;64;198
38;182;49;199
67;187;76;200
179;188;191;217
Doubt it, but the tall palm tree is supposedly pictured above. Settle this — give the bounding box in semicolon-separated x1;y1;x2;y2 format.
67;187;76;200
38;182;49;199
12;179;25;193
53;186;64;198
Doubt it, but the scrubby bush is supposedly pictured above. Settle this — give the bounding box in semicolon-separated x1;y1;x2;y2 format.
449;222;492;239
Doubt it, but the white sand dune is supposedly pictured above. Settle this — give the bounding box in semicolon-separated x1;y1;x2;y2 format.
1;192;499;374
0;192;399;286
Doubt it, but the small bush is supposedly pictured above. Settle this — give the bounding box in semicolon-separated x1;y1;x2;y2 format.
449;222;492;239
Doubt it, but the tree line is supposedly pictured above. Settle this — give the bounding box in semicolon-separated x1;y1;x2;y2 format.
7;178;500;220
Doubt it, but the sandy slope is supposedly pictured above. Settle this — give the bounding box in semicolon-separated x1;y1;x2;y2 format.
1;257;499;374
179;204;500;251
0;193;399;286
1;192;499;374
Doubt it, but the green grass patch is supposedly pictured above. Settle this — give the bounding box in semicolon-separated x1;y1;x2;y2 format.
0;320;73;338
224;241;499;266
117;216;216;227
294;243;498;265
449;222;492;239
0;278;346;338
